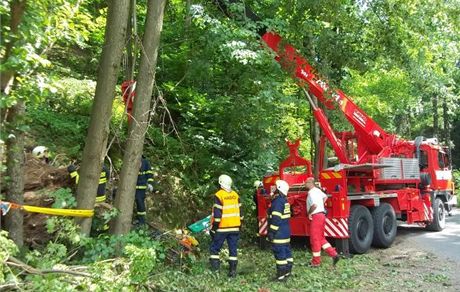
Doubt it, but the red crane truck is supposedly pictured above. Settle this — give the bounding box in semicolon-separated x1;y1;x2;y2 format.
215;0;456;254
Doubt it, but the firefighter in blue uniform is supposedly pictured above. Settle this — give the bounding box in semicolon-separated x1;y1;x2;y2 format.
135;156;154;225
67;163;110;204
267;180;293;281
209;174;243;278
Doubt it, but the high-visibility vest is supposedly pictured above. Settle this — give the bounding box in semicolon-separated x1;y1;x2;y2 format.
214;189;241;228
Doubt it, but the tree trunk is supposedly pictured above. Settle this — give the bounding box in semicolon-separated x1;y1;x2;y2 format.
432;95;439;138
1;0;27;95
1;0;27;247
112;0;166;235
125;0;137;81
5;99;26;247
76;0;131;235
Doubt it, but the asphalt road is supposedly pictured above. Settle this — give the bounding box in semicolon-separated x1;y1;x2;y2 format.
397;207;460;263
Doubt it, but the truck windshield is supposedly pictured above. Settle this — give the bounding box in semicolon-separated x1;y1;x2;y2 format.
438;151;449;169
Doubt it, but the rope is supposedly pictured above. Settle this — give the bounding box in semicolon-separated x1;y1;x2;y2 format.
0;201;94;217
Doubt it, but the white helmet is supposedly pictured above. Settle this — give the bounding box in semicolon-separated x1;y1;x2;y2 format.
275;180;289;196
254;180;262;188
32;146;48;159
218;174;232;192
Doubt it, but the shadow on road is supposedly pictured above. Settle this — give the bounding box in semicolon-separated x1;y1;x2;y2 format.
396;208;460;262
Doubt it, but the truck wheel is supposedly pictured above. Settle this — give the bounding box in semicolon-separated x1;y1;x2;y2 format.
371;203;397;248
348;205;374;254
426;198;446;231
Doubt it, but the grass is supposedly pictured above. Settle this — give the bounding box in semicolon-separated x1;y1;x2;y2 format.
147;247;376;291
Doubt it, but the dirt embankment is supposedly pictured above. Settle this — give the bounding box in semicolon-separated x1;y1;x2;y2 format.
5;154;74;247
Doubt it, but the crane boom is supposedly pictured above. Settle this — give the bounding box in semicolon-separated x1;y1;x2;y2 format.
260;32;391;158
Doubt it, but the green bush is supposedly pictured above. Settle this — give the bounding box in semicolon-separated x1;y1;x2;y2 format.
80;229;165;264
28;108;89;159
0;231;19;283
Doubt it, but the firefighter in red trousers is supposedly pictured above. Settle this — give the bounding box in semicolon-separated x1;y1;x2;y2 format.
267;180;293;281
306;177;340;267
209;174;243;278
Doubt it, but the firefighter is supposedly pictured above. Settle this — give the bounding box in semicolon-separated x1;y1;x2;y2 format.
32;146;49;164
305;177;340;267
209;174;243;278
67;163;110;204
134;156;154;225
253;180;265;217
267;180;293;281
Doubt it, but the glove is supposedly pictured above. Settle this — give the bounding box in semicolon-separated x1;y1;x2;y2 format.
267;231;275;242
210;223;219;239
147;184;154;192
210;229;216;239
67;164;77;173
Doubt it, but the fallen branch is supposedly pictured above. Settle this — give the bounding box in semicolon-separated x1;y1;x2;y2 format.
6;256;93;278
0;282;21;290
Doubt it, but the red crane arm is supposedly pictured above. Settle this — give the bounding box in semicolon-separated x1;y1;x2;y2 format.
260;32;390;156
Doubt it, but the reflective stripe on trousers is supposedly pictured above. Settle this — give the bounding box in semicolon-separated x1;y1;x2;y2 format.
272;244;293;269
209;232;239;262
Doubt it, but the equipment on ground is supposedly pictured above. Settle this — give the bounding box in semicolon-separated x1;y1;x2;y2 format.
187;215;212;233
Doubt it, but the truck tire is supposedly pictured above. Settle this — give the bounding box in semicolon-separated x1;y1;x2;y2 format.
348;205;374;254
426;198;446;231
371;203;397;248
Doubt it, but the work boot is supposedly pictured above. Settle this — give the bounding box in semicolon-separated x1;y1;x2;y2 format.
228;261;237;278
137;216;146;225
210;259;220;272
332;255;341;267
285;266;292;277
273;268;287;282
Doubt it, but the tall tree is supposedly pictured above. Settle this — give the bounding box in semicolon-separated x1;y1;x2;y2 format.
75;0;130;235
2;0;27;247
112;0;166;235
1;0;26;94
4;100;25;247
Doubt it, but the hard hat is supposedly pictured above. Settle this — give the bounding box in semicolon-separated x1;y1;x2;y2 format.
254;180;262;188
218;174;232;191
32;146;48;159
67;164;77;173
275;180;289;196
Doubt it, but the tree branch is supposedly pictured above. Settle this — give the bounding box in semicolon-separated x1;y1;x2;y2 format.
6;256;94;278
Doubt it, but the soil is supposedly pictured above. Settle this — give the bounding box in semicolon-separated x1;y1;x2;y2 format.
23;154;73;191
4;155;74;247
356;232;460;291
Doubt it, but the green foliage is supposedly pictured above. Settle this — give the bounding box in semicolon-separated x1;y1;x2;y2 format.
423;272;450;283
453;169;460;206
124;244;158;284
147;248;370;291
49;188;76;209
80;229;165;264
341;68;418;136
46;217;81;246
0;231;19;283
27;108;89;159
